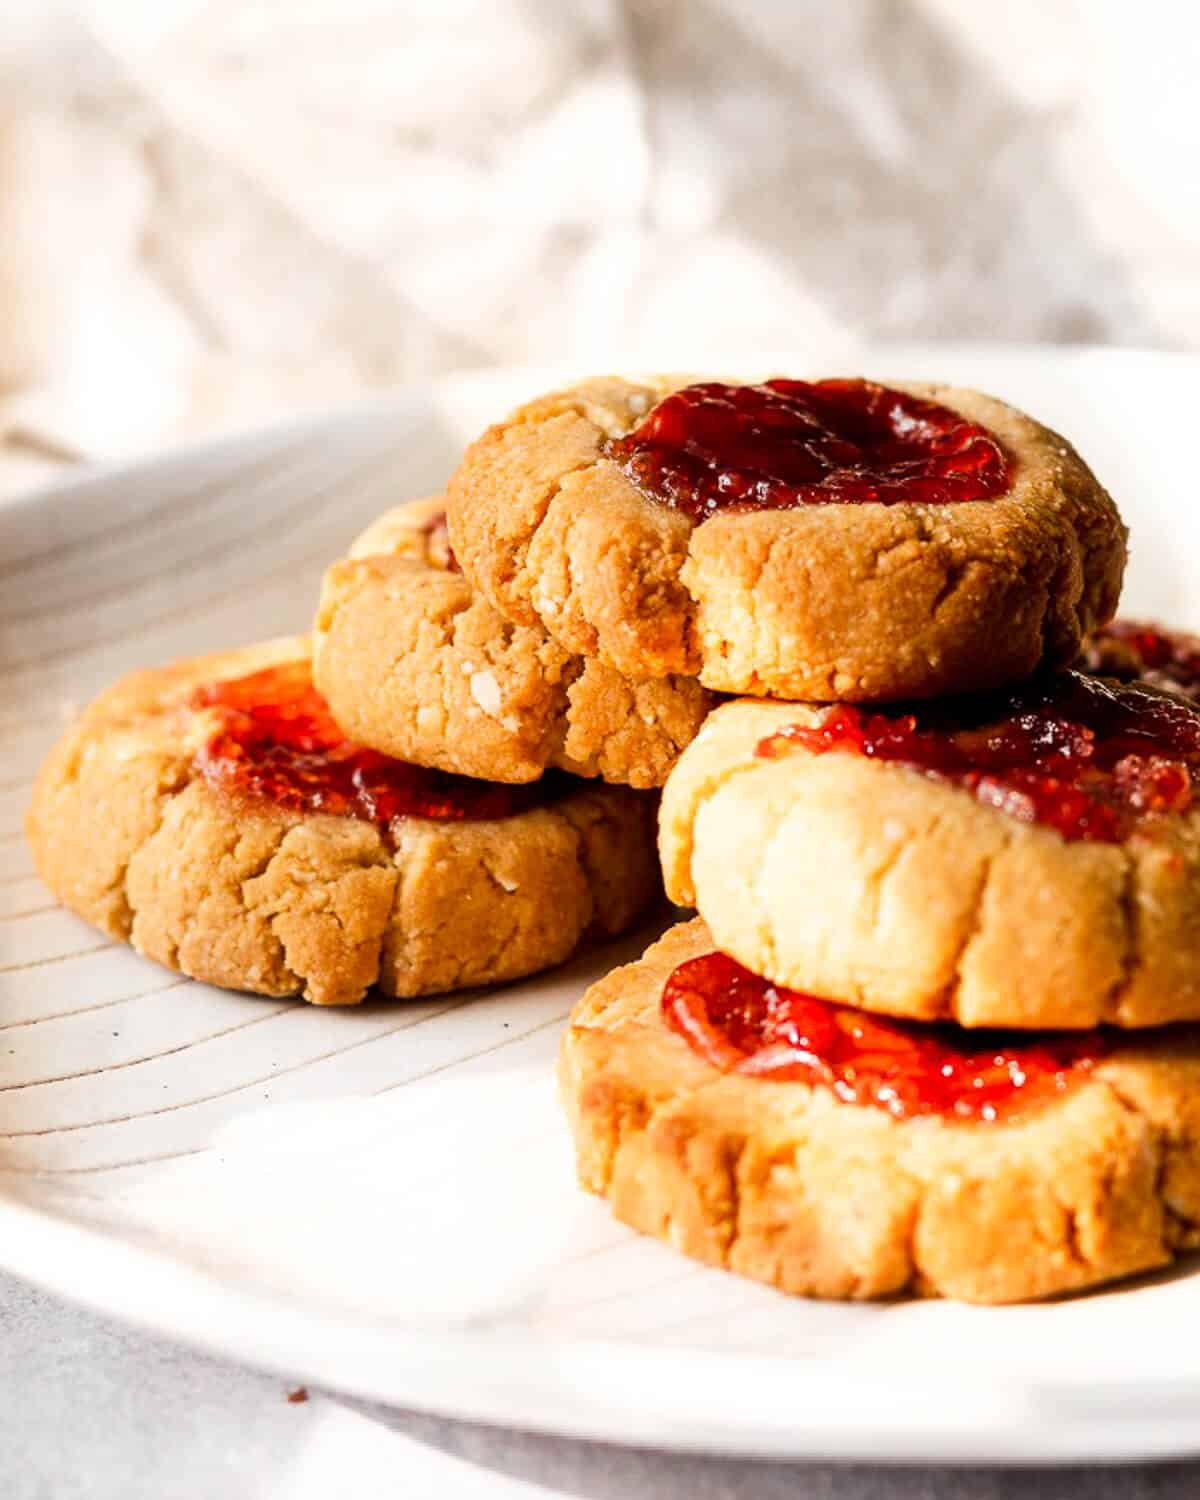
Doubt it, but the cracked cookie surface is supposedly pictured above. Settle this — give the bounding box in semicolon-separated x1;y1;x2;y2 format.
660;696;1200;1030
445;377;1126;701
26;637;660;1005
313;496;713;787
559;918;1200;1304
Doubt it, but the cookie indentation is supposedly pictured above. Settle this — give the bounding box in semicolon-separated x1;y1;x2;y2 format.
757;671;1200;843
607;379;1010;518
1078;621;1200;703
662;949;1104;1122
192;661;565;826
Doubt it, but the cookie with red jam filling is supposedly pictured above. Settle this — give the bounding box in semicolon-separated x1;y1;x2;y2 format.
661;669;1200;1030
560;918;1200;1304
446;376;1126;701
26;638;659;1005
1079;619;1200;703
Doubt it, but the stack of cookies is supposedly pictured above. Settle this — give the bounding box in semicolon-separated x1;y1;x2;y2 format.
533;377;1200;1306
24;485;693;1006
27;371;1200;1306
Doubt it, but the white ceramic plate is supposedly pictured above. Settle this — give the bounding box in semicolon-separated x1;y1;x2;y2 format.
4;346;1200;1465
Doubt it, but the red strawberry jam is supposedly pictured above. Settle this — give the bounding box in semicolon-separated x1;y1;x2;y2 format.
191;661;558;825
757;670;1200;843
1079;621;1200;703
606;379;1010;519
662;951;1103;1122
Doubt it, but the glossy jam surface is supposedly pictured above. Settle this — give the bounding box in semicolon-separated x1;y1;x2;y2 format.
758;670;1200;843
191;661;554;823
606;379;1010;519
663;952;1103;1122
1080;621;1200;703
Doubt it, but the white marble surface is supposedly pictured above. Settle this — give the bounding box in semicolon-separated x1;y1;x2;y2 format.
5;1268;1200;1499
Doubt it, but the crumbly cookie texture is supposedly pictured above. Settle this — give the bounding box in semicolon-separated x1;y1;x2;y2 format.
26;637;660;1005
659;698;1200;1031
312;497;714;787
560;918;1200;1304
446;377;1127;700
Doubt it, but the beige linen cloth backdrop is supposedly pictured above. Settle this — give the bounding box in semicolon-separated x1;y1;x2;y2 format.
0;0;1194;497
